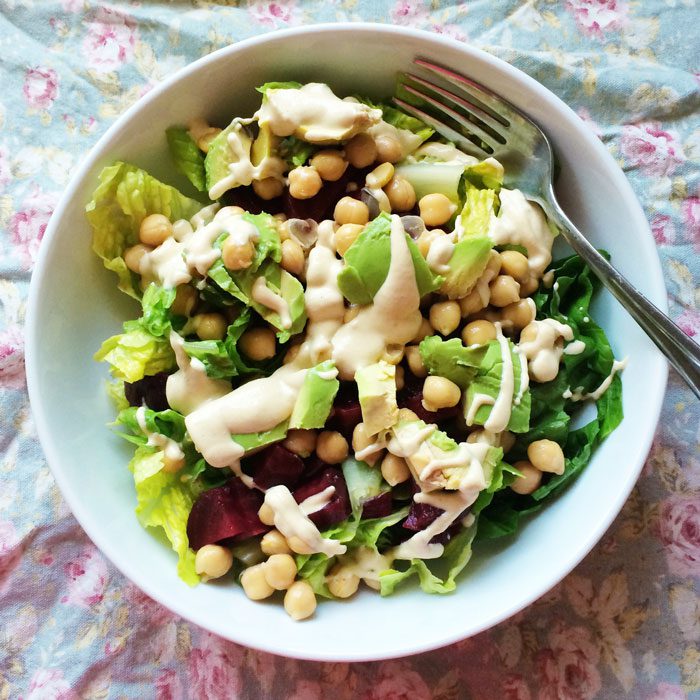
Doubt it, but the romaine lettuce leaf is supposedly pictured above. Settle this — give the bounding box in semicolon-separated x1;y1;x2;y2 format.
87;162;203;297
337;213;443;305
140;284;176;337
279;136;316;167
166;127;207;192
256;80;303;96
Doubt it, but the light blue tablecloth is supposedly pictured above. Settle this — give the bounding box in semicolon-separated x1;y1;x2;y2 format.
1;1;698;698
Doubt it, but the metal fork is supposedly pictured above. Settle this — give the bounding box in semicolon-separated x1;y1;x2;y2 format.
395;58;700;399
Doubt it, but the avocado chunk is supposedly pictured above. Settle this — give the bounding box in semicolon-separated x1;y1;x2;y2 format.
439;237;492;300
289;361;340;430
355;360;399;435
204;120;252;197
232;420;289;453
251;123;280;167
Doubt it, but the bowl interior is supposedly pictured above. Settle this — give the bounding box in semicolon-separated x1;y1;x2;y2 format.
26;25;667;661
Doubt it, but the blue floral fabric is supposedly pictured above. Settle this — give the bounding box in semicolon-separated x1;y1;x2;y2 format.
0;1;698;698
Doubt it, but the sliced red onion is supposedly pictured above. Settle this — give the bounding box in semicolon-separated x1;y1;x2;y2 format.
400;215;426;240
287;218;318;249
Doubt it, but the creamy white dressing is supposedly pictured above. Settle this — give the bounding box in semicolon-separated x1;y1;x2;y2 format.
337;546;392;590
426;233;456;274
251;276;292;329
366;187;391;213
208;119;286;200
166;332;230;415
367;120;424;160
564;358;628;402
519;319;575;383
331;216;422;380
542;270;555;288
299;485;336;516
135;405;185;464
514;347;530;406
255;83;382;144
488;189;555;276
410;142;479;165
387;422;437;459
563;340;586;356
482;323;515;433
465;393;494;426
264;485;346;557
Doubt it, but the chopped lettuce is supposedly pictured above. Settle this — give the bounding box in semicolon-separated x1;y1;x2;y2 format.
279;136;316;167
337;213;443;305
341;458;388;515
140;284;176;337
87;162;203;297
106;379;129;412
129;446;199;586
114;405;186;446
256;80;303;96
166;126;207;192
289;360;339;429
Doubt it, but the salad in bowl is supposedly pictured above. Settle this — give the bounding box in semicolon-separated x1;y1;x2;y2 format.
89;80;624;621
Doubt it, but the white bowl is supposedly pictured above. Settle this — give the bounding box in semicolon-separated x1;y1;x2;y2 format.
26;24;667;661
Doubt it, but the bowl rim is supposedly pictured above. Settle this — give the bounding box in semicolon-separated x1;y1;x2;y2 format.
25;22;668;661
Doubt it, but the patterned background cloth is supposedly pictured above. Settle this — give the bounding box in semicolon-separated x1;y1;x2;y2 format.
0;1;698;698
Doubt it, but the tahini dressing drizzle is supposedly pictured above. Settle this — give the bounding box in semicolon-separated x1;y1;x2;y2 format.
135;405;185;465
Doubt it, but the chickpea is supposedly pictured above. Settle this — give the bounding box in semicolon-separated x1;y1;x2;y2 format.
139;214;173;247
283;343;301;365
419;193;455;227
462;319;497;346
162;452;185;474
196;128;222;153
429;301;461;336
500;250;529;282
171;285;197;317
195;544;233;581
240;563;274;600
310;149;348;181
412;317;434;343
335;223;364;256
284;580;317;620
405;345;427;378
384;176;416;212
501;431;516;453
327;564;360;599
240;327;276;361
258;503;275;526
194;313;227;341
381;452;411;486
486;249;503;276
316;430;349;464
261;529;291;556
422;375;461;411
528;439;565;475
466;429;488;444
352;422;381;465
510;460;543;495
280;238;305;276
288;166;322;200
366;162;395;190
287;535;314;555
253;177;284;200
501;299;536;331
334;197;370;226
374;134;403;164
124;243;151;273
383;344;404;365
283;429;317;457
345;133;377;168
459;288;488;317
490;275;521;308
416;229;441;258
520;274;540;297
264;553;297;590
395;365;405;391
222;237;255;271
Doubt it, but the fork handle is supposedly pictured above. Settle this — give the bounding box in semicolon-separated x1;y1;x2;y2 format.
541;198;700;399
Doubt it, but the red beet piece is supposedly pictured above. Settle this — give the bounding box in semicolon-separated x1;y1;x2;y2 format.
125;372;170;412
403;502;445;531
397;377;459;424
187;478;267;550
361;491;393;519
249;444;305;490
221;185;283;216
293;467;351;531
326;382;362;440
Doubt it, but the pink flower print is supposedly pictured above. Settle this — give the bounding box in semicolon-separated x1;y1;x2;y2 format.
82;7;137;73
365;661;432;700
647;683;687;700
25;669;78;700
566;0;628;40
676;308;700;339
60;545;108;608
0;146;11;191
0;325;25;390
657;494;700;577
248;0;300;27
576;108;603;139
289;680;323;700
430;23;467;41
651;214;676;245
156;669;184;700
682;196;700;251
124;582;174;625
620;122;685;177
535;622;602;700
503;674;533;700
0;520;22;596
62;0;84;11
23;67;59;111
391;0;430;26
9;190;57;269
188;632;244;699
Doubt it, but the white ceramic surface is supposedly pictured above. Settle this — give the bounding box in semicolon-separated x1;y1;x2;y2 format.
26;24;667;662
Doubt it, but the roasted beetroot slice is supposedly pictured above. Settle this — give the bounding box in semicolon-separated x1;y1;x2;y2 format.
403;502;444;531
293;467;351;530
361;491;393;519
326;383;362;440
124;372;170;412
249;444;305;490
221;185;284;215
186;479;267;550
303;454;329;478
